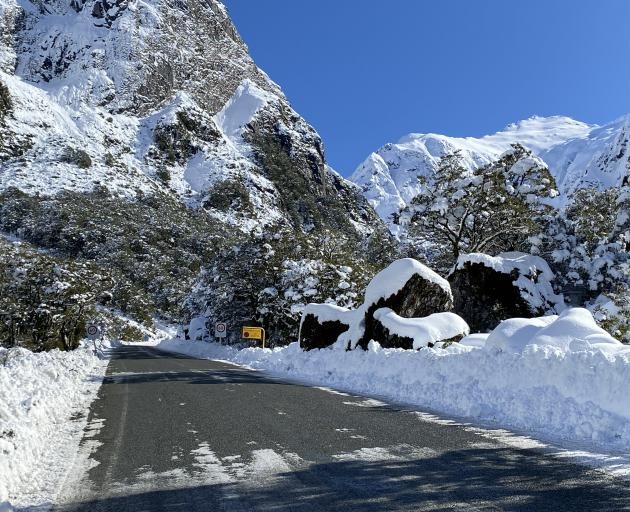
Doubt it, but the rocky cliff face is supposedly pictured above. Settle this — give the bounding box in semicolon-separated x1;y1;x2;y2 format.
2;0;277;113
0;0;387;237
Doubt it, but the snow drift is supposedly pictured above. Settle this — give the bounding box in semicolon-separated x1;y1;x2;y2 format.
0;345;105;507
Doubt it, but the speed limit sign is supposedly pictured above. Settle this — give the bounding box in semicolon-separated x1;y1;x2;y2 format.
86;324;100;340
214;322;227;339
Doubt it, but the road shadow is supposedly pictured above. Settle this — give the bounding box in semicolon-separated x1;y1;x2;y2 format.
50;447;630;512
101;369;287;386
102;346;193;360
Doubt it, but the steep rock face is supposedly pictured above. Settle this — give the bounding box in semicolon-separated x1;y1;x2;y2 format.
0;0;387;239
3;0;277;113
352;116;630;233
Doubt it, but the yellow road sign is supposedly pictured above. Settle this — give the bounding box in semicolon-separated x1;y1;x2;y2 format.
242;326;266;348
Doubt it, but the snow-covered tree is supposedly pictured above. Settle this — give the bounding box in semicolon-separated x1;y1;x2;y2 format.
186;227;383;346
534;186;629;341
406;144;557;271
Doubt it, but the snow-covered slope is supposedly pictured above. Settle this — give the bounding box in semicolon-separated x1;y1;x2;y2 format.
352;115;630;227
0;0;383;235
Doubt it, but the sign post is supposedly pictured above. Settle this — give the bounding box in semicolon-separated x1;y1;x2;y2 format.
86;323;102;355
86;323;100;340
214;322;227;339
242;326;266;349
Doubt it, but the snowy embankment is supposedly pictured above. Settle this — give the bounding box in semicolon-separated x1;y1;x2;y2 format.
0;345;106;511
155;308;630;453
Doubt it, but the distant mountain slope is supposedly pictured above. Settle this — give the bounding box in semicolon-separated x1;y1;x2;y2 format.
351;115;630;231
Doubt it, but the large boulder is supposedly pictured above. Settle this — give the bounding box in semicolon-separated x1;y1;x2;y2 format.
357;258;453;349
449;252;565;333
298;258;457;351
371;308;469;349
299;304;352;351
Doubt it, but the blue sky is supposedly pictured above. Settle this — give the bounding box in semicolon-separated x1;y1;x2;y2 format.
223;1;630;176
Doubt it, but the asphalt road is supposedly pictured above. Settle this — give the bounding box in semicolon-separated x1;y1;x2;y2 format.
55;345;630;511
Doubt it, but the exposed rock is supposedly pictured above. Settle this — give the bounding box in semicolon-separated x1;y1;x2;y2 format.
449;252;564;333
299;304;351;351
357;258;453;349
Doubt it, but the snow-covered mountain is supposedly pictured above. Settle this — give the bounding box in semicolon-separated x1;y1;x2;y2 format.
0;0;396;349
0;0;383;235
352;115;630;229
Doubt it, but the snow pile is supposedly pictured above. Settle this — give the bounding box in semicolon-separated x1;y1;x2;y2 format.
486;308;624;355
457;251;565;313
373;309;469;349
156;307;630;451
0;345;105;507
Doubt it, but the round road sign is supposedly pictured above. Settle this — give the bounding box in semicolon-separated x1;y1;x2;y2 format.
86;324;100;340
214;322;227;338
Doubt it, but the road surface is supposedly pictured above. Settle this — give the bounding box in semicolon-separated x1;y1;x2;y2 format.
55;345;630;511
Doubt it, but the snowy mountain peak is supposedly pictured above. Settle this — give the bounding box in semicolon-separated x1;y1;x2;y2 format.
352;115;630;232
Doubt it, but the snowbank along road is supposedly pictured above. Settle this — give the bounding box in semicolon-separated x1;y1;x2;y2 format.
54;345;630;511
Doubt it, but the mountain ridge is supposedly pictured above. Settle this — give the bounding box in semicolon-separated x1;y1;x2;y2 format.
351;114;630;232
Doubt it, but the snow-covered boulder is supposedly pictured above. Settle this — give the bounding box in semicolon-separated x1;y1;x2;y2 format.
299;304;352;351
358;258;453;349
449;252;564;332
372;308;469;349
298;258;456;351
485;308;624;354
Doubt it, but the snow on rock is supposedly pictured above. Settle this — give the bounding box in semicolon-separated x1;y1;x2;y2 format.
0;345;106;507
364;258;451;305
214;79;277;143
299;304;357;351
457;252;564;312
450;252;565;332
358;258;454;350
298;258;454;351
372;308;470;349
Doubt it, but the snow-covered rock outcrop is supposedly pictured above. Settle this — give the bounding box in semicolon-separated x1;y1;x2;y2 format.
299;258;455;351
449;252;565;332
